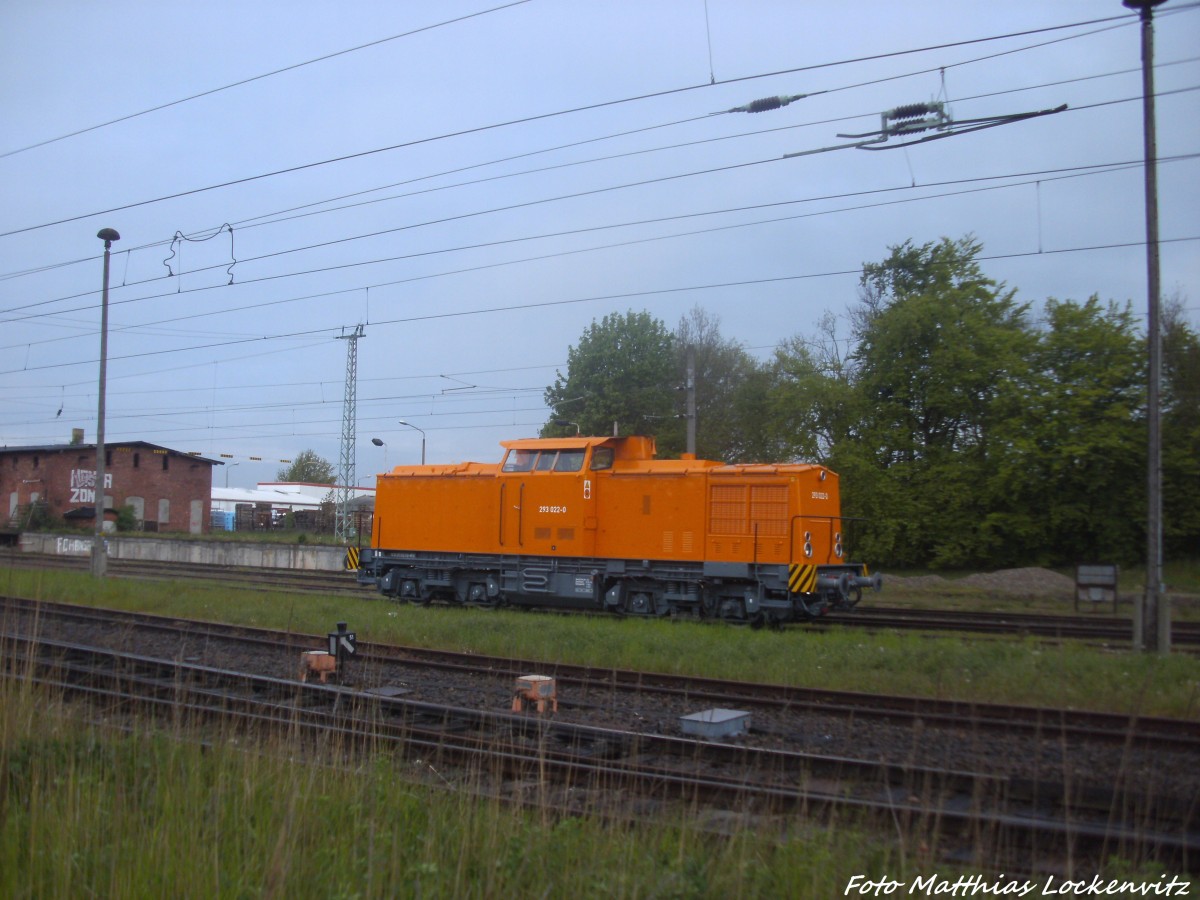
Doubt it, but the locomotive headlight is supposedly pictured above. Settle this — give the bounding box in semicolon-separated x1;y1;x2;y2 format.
804;542;813;558
835;543;843;558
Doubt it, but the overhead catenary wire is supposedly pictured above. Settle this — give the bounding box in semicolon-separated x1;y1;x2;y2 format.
3;40;1194;286
0;0;535;160
4;232;1196;381
0;8;1161;240
3;57;1197;306
3;144;1196;336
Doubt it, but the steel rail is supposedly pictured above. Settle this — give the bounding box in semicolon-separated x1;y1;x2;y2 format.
4;632;1195;866
4;594;1197;753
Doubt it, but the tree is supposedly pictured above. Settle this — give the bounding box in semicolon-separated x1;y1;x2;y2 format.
543;310;677;443
844;236;1034;567
675;306;774;462
277;450;335;484
987;297;1145;566
1162;296;1200;558
767;311;859;465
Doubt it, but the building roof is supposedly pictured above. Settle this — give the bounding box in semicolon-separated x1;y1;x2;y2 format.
0;440;222;465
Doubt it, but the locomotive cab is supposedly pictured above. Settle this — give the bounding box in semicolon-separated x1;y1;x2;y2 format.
497;438;602;558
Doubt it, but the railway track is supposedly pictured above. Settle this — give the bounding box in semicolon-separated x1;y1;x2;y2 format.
4;595;1199;865
0;548;370;596
4;618;1195;869
826;605;1200;647
5;595;1197;753
3;548;1198;647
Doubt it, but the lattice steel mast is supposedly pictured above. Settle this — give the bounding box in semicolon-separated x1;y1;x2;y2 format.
335;325;364;541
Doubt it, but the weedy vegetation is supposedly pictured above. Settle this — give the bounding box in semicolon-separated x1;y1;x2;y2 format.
2;565;1197;897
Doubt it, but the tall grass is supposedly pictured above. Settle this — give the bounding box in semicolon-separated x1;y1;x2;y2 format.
4;573;1195;895
0;673;889;899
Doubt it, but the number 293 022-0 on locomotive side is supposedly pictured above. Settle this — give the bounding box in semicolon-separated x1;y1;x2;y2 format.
357;435;880;626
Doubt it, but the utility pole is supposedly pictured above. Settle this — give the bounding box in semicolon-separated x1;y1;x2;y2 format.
685;345;697;456
335;325;364;542
92;228;119;578
1125;0;1169;654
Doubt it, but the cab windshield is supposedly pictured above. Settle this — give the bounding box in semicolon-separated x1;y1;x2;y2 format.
502;449;536;473
502;447;588;472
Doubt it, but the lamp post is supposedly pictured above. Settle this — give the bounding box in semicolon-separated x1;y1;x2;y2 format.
371;437;388;470
398;420;425;464
1124;0;1168;654
225;462;239;489
92;228;119;578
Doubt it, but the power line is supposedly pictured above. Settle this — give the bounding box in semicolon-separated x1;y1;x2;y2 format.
0;1;534;160
5;42;1192;285
0;9;1147;240
4;234;1196;379
4;57;1196;317
5;148;1196;337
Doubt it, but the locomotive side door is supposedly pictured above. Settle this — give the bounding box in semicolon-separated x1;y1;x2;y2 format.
496;445;598;558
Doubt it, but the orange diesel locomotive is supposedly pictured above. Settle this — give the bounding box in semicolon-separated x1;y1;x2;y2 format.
358;435;879;625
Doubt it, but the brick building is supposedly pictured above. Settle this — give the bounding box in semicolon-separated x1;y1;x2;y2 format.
2;440;220;534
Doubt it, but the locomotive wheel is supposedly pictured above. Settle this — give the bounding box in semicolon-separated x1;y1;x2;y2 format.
625;591;655;616
400;580;431;605
471;584;502;609
749;613;766;630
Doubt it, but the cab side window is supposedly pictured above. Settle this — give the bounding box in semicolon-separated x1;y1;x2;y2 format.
555;449;585;472
534;451;558;471
590;447;613;471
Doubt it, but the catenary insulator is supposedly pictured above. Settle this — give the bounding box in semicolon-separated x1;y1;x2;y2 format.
887;102;940;120
747;96;785;113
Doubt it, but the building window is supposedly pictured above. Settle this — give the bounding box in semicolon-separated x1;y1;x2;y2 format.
162;455;169;472
105;450;112;466
133;453;140;469
158;499;170;524
33;456;39;469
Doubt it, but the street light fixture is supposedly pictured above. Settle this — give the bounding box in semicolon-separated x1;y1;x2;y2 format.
92;227;119;578
397;421;426;464
225;462;239;489
371;437;388;469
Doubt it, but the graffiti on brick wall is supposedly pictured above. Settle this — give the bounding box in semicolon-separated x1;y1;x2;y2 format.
69;469;112;504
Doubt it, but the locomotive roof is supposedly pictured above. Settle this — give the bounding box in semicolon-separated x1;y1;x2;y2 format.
500;436;609;450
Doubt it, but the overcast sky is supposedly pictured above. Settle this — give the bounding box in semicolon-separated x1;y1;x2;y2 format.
1;1;1197;487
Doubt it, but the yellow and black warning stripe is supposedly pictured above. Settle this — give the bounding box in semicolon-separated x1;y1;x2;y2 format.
344;547;361;571
788;563;817;594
